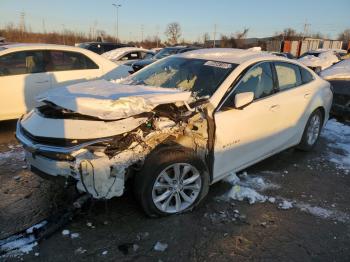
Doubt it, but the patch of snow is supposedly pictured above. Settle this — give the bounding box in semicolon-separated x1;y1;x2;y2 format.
320;59;350;80
62;229;70;236
102;250;108;255
226;185;267;204
70;233;80;239
295;202;349;223
278;200;293;210
322;119;350;172
298;51;339;70
75;247;87;255
0;149;25;164
222;172;279;204
154;242;168;252
26;220;47;234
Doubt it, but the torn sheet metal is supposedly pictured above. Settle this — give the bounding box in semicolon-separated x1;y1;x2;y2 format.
38;80;192;120
21;110;148;140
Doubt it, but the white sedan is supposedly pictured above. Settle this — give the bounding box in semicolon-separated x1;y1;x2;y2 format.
101;47;155;65
0;43;130;121
17;48;332;217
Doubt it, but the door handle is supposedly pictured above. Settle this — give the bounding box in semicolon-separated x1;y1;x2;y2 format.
269;104;280;112
304;93;311;99
36;80;49;84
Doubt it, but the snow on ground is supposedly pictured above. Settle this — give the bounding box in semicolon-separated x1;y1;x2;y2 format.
0;146;24;165
322;119;350;173
222;171;350;223
222;172;279;204
0;220;47;258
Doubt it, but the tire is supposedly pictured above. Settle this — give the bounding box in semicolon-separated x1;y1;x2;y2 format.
297;109;323;151
134;147;210;217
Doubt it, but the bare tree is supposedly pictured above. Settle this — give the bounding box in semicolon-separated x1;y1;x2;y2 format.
338;29;350;42
165;22;181;45
202;32;210;44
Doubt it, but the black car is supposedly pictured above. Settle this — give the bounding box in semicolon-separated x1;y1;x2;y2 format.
131;46;200;73
328;79;350;121
76;42;133;55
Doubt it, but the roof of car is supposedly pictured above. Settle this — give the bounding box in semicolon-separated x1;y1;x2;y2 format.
179;48;279;64
1;43;84;51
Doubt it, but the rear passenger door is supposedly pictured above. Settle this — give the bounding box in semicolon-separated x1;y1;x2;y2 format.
48;50;102;88
270;62;315;146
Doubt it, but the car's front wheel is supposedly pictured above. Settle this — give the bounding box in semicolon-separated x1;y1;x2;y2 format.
297;109;323;151
134;147;209;217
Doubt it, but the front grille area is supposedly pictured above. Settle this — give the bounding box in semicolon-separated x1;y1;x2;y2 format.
20;125;87;147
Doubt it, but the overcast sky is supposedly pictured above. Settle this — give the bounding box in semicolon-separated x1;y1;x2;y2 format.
1;0;349;41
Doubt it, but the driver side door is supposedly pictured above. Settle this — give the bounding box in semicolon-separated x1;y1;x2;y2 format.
213;62;282;181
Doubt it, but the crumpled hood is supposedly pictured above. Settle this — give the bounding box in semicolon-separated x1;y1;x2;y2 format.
38;79;191;120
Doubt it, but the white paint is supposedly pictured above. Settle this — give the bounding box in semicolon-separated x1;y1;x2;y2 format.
102;47;152;65
21;110;148;139
0;43;129;121
39;80;191;120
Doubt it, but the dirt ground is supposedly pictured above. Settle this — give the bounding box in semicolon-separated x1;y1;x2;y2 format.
0;119;350;261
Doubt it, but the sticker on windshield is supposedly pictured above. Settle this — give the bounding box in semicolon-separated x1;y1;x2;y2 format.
204;61;232;69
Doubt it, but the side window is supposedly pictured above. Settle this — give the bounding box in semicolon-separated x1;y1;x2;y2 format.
221;62;274;109
0;51;47;76
275;62;302;91
50;51;99;71
233;62;274;99
300;67;314;84
121;52;140;61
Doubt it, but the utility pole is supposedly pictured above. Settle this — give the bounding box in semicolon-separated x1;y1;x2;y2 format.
303;19;311;40
156;25;160;48
213;24;217;48
112;3;121;43
141;24;144;43
19;12;25;33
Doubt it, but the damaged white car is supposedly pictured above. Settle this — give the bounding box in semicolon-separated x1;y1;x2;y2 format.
16;48;333;217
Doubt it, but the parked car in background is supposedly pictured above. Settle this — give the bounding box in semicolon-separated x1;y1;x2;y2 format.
298;49;341;72
17;48;332;216
102;47;155;65
131;46;200;73
320;58;350;120
271;52;295;59
75;42;132;55
0;43;130;120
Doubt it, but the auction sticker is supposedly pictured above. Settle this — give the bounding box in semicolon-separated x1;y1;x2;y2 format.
204;61;232;69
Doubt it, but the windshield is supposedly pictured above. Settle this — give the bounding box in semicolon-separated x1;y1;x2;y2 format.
153;48;179;59
122;57;237;98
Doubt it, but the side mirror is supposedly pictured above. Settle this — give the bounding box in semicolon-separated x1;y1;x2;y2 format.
234;92;254;109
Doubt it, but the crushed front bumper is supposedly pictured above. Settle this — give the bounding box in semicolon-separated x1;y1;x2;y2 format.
16;120;125;199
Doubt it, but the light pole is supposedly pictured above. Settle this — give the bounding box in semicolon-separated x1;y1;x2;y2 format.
112;3;121;43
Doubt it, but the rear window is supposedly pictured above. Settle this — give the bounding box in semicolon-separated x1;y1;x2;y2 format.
0;50;47;76
300;67;314;84
275;62;302;91
49;51;99;71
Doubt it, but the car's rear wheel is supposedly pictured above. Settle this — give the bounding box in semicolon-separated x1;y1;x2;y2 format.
297;109;323;151
134;147;209;217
